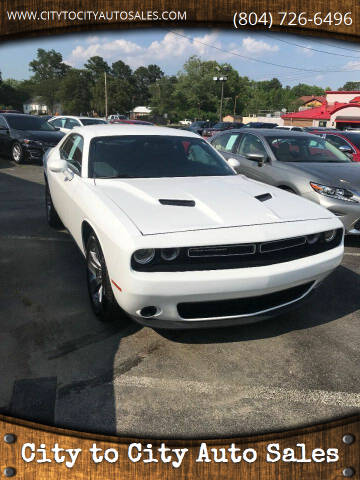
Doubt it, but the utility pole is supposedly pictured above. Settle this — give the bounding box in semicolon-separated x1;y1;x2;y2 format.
104;71;108;120
213;68;228;122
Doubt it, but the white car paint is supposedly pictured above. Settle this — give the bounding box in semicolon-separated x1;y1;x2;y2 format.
48;115;107;133
44;124;344;328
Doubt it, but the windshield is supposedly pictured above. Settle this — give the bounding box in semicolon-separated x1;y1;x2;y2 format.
89;135;235;179
213;123;228;129
267;136;352;163
80;118;107;126
5;115;56;131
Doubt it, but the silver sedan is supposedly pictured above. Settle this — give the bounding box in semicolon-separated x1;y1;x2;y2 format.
211;129;360;234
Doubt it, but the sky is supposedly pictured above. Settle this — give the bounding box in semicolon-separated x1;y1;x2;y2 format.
1;28;360;89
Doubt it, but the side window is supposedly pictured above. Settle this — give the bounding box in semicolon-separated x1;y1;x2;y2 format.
212;133;239;152
326;135;353;151
65;118;81;130
0;116;8;128
51;118;65;128
237;134;266;157
60;134;84;174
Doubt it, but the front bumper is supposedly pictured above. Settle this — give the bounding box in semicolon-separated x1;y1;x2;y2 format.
112;244;343;329
23;143;55;161
314;196;360;234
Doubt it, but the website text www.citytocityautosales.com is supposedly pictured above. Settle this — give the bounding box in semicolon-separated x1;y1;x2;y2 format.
6;10;187;22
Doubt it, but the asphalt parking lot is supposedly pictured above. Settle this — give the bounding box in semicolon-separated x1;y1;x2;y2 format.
1;157;360;439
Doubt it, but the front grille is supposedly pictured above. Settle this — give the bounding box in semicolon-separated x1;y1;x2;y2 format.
132;228;343;272
177;282;314;319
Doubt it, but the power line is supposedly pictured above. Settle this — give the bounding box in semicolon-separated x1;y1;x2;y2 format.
169;30;360;75
271;36;360;58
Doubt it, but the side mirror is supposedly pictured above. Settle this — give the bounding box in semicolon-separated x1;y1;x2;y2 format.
245;152;266;167
48;157;67;173
339;145;353;157
228;157;240;170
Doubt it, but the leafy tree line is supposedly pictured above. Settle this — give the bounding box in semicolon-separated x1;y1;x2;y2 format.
0;48;353;121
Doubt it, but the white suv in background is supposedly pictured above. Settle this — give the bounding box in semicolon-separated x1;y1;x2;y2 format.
48;116;107;133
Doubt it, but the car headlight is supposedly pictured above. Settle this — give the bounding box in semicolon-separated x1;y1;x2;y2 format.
306;233;320;244
324;230;337;242
133;249;155;264
310;182;359;203
23;139;41;147
160;248;180;261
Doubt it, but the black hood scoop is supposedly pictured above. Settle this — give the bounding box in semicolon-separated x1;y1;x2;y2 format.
255;193;272;202
159;199;196;207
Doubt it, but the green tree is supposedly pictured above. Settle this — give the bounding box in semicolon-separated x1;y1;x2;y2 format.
29;49;70;113
58;69;92;115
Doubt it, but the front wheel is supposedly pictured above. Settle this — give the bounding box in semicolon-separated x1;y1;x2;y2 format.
11;142;24;164
45;183;63;228
86;233;126;323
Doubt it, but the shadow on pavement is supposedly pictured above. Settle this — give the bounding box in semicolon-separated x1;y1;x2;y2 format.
157;264;360;344
0;169;142;434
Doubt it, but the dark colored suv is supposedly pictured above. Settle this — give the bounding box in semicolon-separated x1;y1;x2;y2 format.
0;114;64;163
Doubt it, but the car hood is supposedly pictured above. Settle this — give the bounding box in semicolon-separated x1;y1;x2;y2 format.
14;129;64;143
94;176;333;235
287;162;360;188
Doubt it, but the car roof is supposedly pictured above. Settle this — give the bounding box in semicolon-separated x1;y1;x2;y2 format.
51;115;104;120
214;128;313;137
71;124;200;139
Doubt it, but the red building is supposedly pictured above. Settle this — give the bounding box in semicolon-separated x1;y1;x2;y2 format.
282;91;360;129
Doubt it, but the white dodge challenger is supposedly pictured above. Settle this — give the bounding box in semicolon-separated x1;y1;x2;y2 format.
44;125;344;328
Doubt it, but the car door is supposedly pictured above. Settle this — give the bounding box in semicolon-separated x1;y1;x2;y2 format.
233;132;271;183
0;116;11;153
64;118;81;132
49;117;67;133
48;133;84;243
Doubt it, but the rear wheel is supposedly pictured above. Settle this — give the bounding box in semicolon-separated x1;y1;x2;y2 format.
45;183;63;228
86;233;125;323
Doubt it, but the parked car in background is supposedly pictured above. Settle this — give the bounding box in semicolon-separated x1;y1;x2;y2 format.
243;122;278;129
48;116;108;133
108;114;128;121
303;126;335;133
275;126;304;132
0;113;64;163
202;122;244;138
109;119;154;125
210;128;360;234
179;119;192;126
187;121;214;136
44;124;343;328
313;130;360;162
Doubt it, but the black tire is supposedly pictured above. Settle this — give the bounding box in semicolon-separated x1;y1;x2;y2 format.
11;141;24;164
86;233;125;323
45;183;63;229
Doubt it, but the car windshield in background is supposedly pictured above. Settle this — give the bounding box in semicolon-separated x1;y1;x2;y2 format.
80;118;107;126
5;115;56;131
89;135;235;179
267;136;352;163
212;123;229;129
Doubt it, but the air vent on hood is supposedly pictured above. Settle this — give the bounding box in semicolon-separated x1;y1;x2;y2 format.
159;199;195;207
255;193;272;202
